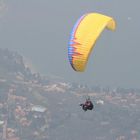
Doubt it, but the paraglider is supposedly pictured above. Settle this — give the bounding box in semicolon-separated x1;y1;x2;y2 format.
68;13;116;72
80;97;94;111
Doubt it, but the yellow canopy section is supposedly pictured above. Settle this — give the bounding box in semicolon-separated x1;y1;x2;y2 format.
68;13;116;72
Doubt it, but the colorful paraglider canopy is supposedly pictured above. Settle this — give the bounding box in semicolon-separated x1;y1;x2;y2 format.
68;13;116;72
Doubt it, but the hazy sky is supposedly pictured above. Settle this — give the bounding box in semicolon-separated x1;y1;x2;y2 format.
0;0;140;88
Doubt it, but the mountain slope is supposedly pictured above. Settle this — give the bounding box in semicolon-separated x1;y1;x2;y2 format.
0;48;140;140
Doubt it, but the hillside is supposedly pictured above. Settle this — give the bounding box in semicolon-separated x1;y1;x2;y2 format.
0;48;140;140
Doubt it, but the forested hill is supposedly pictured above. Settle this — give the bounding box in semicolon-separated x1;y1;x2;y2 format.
0;48;140;140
